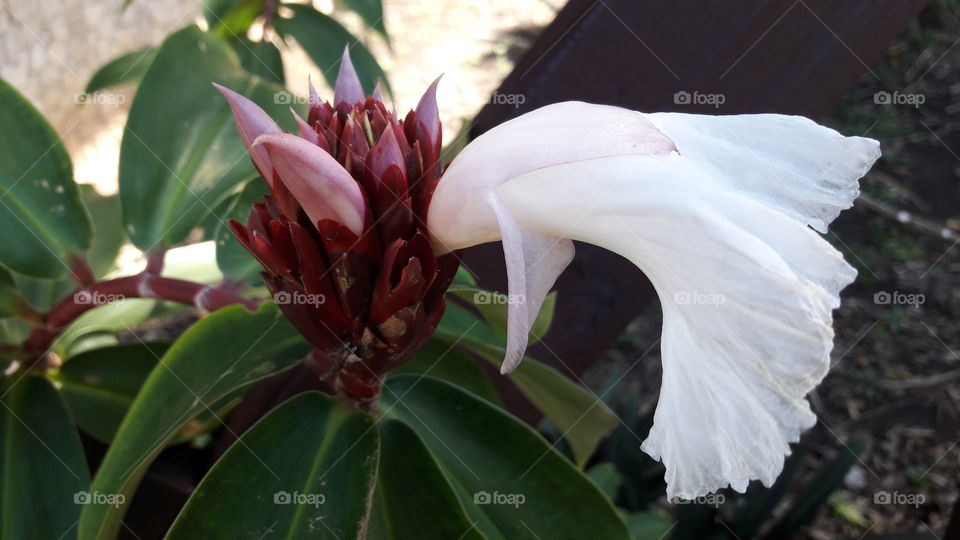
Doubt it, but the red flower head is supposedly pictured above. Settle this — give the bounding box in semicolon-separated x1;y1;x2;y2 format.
217;49;457;404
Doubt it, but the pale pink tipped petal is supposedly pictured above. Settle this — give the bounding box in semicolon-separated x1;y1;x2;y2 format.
414;75;442;146
290;109;321;146
334;45;364;106
214;83;282;185
371;81;384;103
254;133;365;235
369;126;405;179
308;76;323;107
428;102;676;252
491;197;575;374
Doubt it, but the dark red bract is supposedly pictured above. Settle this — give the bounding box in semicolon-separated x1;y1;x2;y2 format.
229;85;458;405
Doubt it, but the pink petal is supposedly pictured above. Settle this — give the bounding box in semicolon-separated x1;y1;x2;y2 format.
254;132;365;235
213;83;282;186
334;46;364;106
414;75;442;148
308;76;323;107
369;125;405;180
290;109;322;146
371;81;384;103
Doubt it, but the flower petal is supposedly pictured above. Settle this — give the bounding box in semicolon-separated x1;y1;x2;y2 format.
645;113;881;232
254;132;365;235
214;83;282;184
428;102;676;252
496;153;858;498
491;197;575;373
334;46;364;106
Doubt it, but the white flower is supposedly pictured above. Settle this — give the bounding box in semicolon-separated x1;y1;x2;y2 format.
426;102;880;499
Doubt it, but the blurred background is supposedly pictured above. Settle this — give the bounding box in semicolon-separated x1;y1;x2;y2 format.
2;0;958;538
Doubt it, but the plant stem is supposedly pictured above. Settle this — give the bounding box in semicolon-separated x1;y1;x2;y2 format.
22;272;258;356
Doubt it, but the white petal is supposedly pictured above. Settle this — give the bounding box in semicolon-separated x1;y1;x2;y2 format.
491;197;575;374
428;102;675;253
645;113;881;232
496;154;857;499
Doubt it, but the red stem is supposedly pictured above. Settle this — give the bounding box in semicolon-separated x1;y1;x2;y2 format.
23;273;258;356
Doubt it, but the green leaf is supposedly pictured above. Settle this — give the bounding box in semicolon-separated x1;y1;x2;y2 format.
393;339;502;405
623;512;674;540
435;303;619;468
84;47;157;93
0;78;92;277
275;5;391;97
203;0;265;37
381;375;630;540
77;303;310;540
338;0;389;45
79;187;126;278
1;376;90;539
52;342;167;442
587;463;624;500
214;179;268;284
234;38;285;84
119;25;295;251
169;392;378;538
369;419;483;539
0;267;26;318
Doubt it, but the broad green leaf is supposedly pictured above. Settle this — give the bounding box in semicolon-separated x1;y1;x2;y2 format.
449;285;557;344
80;187;126;278
0;267;25;318
214;179;268;284
587;463;624;500
119;25;294;251
84;47;157;93
338;0;389;45
435;303;619;468
203;0;265;37
623;512;674;540
393;339;502;406
234;38;285;84
52;342;167;441
368;419;483;540
0;78;92;277
381;375;630;540
169;392;378;539
77;303;311;540
1;376;90;540
275;5;391;96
